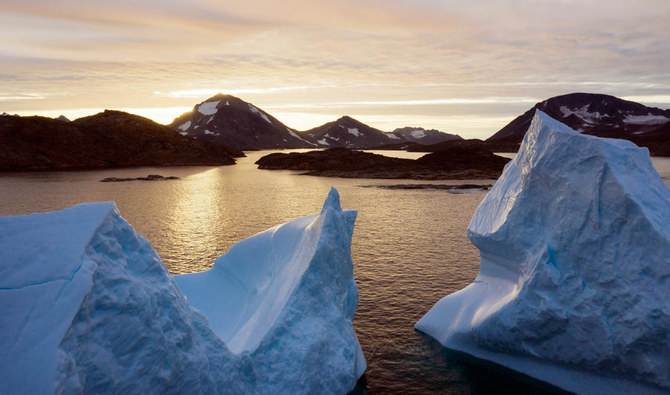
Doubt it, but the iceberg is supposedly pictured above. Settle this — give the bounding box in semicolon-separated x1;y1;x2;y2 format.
416;111;670;395
176;187;366;393
0;188;365;394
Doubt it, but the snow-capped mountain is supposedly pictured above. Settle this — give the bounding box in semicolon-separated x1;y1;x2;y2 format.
171;94;464;150
303;116;397;148
389;127;462;145
170;94;315;150
486;93;670;152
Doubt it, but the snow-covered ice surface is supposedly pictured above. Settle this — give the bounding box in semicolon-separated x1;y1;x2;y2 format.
0;188;365;394
197;100;220;116
416;111;670;395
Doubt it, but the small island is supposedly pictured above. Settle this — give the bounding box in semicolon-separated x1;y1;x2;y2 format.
100;174;180;182
255;141;510;180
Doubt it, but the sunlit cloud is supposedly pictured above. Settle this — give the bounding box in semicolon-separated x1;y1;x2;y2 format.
622;95;670;105
1;0;669;138
0;94;45;101
159;84;337;98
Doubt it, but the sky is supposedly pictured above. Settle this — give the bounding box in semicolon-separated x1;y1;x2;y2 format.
1;0;669;139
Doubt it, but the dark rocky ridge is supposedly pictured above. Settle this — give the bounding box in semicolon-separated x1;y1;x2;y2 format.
486;93;670;154
256;147;509;180
0;111;240;171
170;94;315;150
301;116;395;148
170;94;464;150
390;127;462;145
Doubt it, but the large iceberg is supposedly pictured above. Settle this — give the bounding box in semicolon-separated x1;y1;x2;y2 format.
176;187;366;393
0;188;365;394
416;111;670;394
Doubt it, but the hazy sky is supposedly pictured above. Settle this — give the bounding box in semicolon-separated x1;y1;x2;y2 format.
2;0;669;138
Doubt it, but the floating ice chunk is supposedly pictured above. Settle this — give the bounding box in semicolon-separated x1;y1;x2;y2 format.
1;188;365;394
177;187;365;391
416;110;670;395
0;203;246;394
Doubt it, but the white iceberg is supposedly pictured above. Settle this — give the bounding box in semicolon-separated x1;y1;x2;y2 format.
416;111;670;395
176;187;366;392
0;188;365;394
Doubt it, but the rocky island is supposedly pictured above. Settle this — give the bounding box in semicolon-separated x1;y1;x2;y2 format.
256;142;510;180
0;111;242;171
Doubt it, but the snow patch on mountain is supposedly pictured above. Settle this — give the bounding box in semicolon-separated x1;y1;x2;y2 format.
348;128;360;137
198;100;220;116
178;120;191;131
624;113;669;125
248;104;272;124
410;129;426;139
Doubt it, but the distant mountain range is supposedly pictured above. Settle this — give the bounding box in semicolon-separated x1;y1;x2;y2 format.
0;110;241;171
486;93;670;155
3;91;670;171
170;94;462;150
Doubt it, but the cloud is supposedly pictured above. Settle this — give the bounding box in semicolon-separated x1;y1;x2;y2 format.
1;0;669;137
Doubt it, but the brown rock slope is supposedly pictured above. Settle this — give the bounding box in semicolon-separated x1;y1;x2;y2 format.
0;111;242;171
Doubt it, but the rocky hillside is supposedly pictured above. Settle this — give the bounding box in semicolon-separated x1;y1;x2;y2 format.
390;127;462;145
0;111;239;170
170;94;315;150
171;94;464;150
302;116;396;148
486;93;670;153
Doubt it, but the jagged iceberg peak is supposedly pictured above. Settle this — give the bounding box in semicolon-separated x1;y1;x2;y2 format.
1;188;365;394
321;186;343;214
176;186;365;392
417;110;670;394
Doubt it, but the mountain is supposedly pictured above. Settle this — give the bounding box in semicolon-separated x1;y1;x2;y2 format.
390;127;462;145
303;116;396;148
0;111;239;170
169;94;315;150
171;94;468;150
486;93;670;153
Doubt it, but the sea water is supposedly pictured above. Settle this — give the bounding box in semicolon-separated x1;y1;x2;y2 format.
2;151;669;393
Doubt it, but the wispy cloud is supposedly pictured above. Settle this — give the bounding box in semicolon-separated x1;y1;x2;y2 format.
1;0;669;137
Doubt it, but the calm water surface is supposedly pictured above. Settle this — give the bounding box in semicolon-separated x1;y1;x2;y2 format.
2;152;669;394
